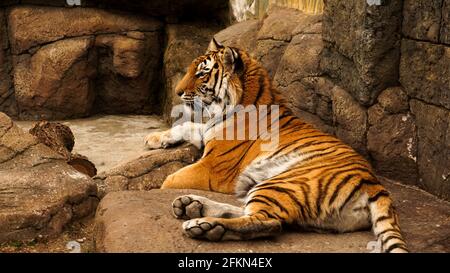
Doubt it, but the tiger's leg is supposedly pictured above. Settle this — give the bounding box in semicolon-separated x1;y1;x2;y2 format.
181;183;299;241
172;195;244;220
144;122;204;149
366;186;408;253
161;161;212;191
182;214;282;241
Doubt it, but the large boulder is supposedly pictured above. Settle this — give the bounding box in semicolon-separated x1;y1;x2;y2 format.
215;19;260;54
402;0;444;43
94;144;202;198
94;31;162;114
7;6;163;55
400;39;450;110
93;180;450;252
7;6;164;120
272;17;327;127
367;87;418;184
0;112;98;243
254;6;312;77
13;37;97;120
321;0;403;106
331;86;368;156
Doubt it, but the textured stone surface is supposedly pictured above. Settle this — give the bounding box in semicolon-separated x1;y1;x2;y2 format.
273;26;326;120
0;9;16;117
254;6;317;77
400;39;450;110
0;113;98;243
321;0;403;106
93;0;230;20
7;6;163;54
162;23;223;123
442;0;450;44
410;100;450;200
7;6;164;119
367;109;418;184
93;180;450;253
13;37;97;120
94;31;162;114
402;0;443;43
215;19;260;55
376;87;409;114
331;86;367;155
94;144;201;198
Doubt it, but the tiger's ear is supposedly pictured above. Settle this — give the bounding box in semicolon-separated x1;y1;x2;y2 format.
206;37;224;53
223;47;243;75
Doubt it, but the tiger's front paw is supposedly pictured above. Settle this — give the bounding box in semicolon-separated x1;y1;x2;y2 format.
144;131;170;149
172;195;204;220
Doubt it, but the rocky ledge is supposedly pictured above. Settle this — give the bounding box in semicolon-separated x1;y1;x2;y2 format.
94;180;450;253
0;113;98;243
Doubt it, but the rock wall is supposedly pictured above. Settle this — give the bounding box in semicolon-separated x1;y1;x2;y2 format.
213;3;449;201
0;1;229;120
321;0;449;200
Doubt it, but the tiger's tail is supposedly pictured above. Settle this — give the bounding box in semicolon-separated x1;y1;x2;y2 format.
368;189;408;253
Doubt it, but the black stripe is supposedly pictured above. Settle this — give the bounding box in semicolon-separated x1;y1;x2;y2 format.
258;209;282;220
382;234;404;245
328;174;357;207
374;215;391;224
214;141;255;172
298;183;313;218
255;186;306;219
203;147;214;157
317;167;374;216
255;74;265;103
376;228;398;238
251;194;289;214
252;181;287;191
385;243;408;253
340;179;379;211
368;190;390;203
217;141;249;156
280;116;297;129
211;68;220;94
287;154;365;176
270;138;340;159
222;141;256;173
246;198;272;207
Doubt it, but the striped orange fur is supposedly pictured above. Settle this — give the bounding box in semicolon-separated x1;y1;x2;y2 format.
145;38;408;253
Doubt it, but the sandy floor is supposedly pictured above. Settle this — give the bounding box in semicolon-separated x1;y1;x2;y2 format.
16;115;169;173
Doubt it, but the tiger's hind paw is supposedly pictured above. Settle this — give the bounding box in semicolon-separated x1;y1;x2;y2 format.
182;218;226;241
172;195;204;220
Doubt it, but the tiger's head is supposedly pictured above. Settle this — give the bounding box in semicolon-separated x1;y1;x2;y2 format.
175;38;245;115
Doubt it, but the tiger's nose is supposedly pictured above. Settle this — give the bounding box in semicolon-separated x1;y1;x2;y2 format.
175;88;185;97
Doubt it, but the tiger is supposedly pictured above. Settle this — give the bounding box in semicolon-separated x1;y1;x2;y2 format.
144;38;408;253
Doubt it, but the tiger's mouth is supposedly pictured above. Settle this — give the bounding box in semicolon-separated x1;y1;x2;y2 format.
182;95;214;108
